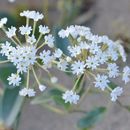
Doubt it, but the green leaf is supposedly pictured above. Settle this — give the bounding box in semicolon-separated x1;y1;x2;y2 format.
2;87;24;127
77;107;106;129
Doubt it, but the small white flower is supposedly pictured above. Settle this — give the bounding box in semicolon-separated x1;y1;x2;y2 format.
19;88;28;96
94;74;110;91
71;61;85;75
0;41;13;56
27;35;36;44
107;48;119;61
6;26;16;38
86;56;99;70
53;49;63;58
30;11;44;21
58;29;67;38
72;93;80;104
107;63;119;78
96;51;108;64
68;45;81;57
62;90;80;104
19;26;32;35
66;25;78;38
39;25;50;34
122;66;130;84
89;42;100;54
66;56;72;62
27;88;36;97
20;10;34;19
110;87;123;102
50;77;58;83
57;59;68;71
44;34;54;48
7;73;21;86
0;17;7;28
40;50;53;66
39;84;46;92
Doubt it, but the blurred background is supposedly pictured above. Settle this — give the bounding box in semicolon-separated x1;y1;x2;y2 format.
0;0;130;130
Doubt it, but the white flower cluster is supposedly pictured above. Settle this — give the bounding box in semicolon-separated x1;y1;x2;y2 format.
1;42;37;73
0;11;130;104
58;25;130;102
0;10;59;97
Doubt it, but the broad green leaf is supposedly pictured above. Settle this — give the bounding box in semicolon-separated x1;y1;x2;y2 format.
77;107;106;129
2;87;24;127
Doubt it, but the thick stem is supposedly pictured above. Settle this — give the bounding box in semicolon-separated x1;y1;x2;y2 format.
0;60;9;64
32;21;37;35
26;18;29;27
26;69;30;88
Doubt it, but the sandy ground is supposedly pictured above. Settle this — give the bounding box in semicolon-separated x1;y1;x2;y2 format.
0;0;130;130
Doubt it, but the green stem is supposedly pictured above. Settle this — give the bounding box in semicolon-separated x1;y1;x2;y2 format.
11;38;19;46
36;62;51;78
72;75;83;91
0;60;9;64
35;33;43;47
37;42;46;50
26;69;30;88
2;27;19;46
26;18;29;26
32;21;37;35
86;70;96;78
32;67;40;85
14;36;22;46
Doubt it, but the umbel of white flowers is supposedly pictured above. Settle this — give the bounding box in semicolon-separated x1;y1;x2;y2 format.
0;11;61;97
0;10;130;104
58;25;130;102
